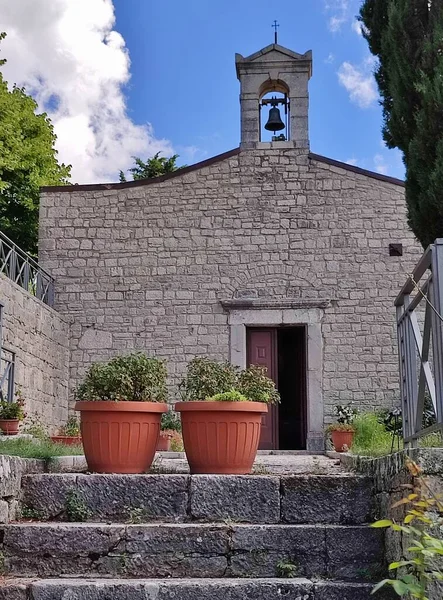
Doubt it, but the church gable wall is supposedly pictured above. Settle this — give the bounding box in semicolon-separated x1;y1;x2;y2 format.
39;149;421;419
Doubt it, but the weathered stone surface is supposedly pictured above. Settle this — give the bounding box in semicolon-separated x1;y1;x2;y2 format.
30;579;316;600
77;474;189;521
0;273;69;432
20;474;189;521
4;523;124;554
0;582;28;600
125;523;228;554
190;475;280;523
20;473;77;519
281;475;374;524
230;524;325;578
325;525;385;580
314;581;396;600
0;500;9;523
0;455;44;498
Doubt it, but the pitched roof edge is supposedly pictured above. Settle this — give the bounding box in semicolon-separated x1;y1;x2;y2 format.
309;152;405;187
40;148;241;193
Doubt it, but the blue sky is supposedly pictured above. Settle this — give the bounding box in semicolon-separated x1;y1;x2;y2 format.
1;0;404;183
112;0;403;179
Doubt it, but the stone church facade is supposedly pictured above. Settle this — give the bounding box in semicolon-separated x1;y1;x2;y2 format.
39;43;421;450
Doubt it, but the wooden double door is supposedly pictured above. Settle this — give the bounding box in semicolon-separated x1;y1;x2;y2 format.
247;327;307;450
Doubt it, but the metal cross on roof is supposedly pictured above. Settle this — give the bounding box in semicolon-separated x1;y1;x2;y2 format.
272;20;280;44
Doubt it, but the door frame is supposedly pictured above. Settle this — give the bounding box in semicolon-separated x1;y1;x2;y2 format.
222;301;326;451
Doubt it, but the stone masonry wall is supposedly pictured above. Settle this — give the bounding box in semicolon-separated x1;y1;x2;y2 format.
39;148;422;426
0;274;70;432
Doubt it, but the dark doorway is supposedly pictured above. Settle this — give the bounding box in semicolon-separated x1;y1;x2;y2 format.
246;326;307;450
277;327;307;450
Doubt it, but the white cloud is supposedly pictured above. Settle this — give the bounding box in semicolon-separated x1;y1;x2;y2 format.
325;53;335;65
337;60;378;109
374;154;388;175
352;20;363;36
0;0;173;184
324;0;349;32
346;158;359;166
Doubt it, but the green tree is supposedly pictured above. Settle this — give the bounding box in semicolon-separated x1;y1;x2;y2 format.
360;1;443;248
0;32;71;254
119;152;182;182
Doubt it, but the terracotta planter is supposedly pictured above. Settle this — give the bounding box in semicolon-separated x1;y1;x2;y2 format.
50;436;82;446
330;430;355;453
157;432;171;451
175;401;267;474
75;401;168;474
0;419;19;435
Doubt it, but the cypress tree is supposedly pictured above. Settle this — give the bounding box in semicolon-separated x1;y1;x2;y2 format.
360;0;443;248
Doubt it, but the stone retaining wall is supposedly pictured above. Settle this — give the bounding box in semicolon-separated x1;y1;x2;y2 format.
0;274;70;432
342;449;443;599
0;455;44;523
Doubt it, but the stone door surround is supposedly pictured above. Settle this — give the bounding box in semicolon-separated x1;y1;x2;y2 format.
220;299;329;451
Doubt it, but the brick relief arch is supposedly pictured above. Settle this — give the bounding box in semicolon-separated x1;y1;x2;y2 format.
220;264;322;300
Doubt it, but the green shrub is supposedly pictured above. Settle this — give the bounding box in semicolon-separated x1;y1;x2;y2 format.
160;410;181;432
179;358;280;404
207;390;249;402
76;352;167;402
179;358;237;401
0;438;84;459
372;459;443;598
351;412;393;457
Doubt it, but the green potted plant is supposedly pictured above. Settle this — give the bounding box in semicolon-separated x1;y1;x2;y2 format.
75;352;168;473
326;404;358;452
175;358;280;474
0;388;25;435
51;415;82;446
157;410;181;451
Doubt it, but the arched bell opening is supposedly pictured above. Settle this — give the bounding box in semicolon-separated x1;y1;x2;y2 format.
259;80;290;143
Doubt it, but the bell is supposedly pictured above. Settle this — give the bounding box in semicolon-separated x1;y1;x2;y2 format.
264;106;285;132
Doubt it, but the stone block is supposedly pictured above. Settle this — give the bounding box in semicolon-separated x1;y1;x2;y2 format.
229;524;325;578
325;526;385;580
190;475;280;523
0;583;28;600
30;579;316;600
0;500;9;523
21;474;189;522
281;475;374;524
20;474;77;519
76;474;189;521
314;581;397;600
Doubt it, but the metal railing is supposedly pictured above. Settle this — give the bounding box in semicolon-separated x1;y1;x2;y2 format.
0;346;15;403
395;239;443;446
0;303;15;403
0;231;54;307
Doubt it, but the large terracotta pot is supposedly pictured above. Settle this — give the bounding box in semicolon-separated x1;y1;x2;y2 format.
50;436;82;447
175;401;267;474
75;401;168;474
330;430;355;453
0;419;19;435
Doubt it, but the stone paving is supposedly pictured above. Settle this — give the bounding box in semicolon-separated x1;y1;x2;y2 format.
51;451;345;475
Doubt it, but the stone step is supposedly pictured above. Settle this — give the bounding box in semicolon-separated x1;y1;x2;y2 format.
0;578;397;600
20;473;374;524
1;522;385;581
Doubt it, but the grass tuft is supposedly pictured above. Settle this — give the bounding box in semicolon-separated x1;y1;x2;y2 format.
0;437;84;459
351;413;394;457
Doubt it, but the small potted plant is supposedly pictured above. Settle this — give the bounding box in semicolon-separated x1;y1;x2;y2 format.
75;352;168;474
51;416;82;446
175;358;280;474
0;389;25;435
327;404;358;452
157;410;181;451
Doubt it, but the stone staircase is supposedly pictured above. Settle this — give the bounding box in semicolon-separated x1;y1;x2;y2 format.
0;468;395;599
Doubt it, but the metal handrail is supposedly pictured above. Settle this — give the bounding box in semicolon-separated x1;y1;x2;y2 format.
0;230;54;307
396;239;443;446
